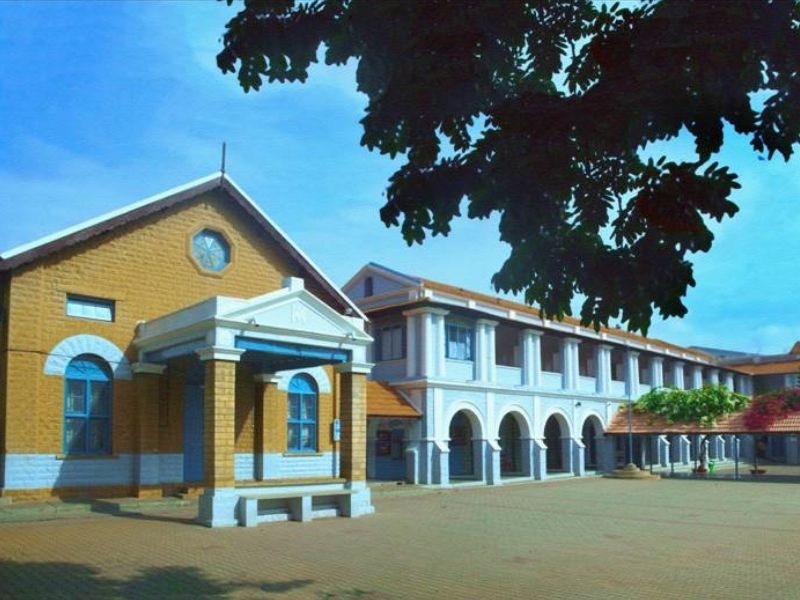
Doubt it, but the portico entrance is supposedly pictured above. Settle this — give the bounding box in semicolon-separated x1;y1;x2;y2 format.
133;277;375;527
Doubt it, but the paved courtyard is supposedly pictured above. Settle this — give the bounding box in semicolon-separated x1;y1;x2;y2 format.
0;477;798;599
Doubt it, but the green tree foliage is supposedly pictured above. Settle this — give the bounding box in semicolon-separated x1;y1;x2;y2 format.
633;385;749;425
217;0;800;333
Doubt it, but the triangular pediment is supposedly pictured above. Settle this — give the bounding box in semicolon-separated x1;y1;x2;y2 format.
221;286;371;342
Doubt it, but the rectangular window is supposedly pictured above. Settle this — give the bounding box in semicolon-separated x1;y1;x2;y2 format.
66;294;115;322
378;326;405;361
446;322;474;360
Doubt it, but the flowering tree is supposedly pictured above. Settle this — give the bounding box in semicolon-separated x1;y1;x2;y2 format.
744;388;800;429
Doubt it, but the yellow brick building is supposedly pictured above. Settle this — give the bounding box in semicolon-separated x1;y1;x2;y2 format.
0;173;374;526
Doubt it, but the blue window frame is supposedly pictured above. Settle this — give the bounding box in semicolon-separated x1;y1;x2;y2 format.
446;322;474;360
377;325;405;361
64;355;112;455
287;374;317;452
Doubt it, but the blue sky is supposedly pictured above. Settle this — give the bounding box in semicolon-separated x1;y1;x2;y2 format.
1;1;798;354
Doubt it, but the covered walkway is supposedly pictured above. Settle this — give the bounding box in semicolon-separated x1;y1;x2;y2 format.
606;409;800;478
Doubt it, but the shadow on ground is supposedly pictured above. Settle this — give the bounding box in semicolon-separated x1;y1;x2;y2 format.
0;560;314;599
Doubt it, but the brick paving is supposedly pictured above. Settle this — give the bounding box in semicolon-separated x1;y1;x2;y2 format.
1;477;799;599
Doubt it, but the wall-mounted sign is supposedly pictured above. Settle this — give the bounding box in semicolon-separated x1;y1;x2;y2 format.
332;418;341;442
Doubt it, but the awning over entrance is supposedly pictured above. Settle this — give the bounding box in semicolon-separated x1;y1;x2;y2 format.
133;276;372;367
366;381;420;418
606;410;800;435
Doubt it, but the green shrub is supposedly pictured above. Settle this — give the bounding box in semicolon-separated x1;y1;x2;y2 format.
631;385;749;425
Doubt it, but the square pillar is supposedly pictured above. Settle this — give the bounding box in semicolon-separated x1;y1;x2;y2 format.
708;369;720;386
532;438;548;480
571;438;585;477
670;434;691;465
484;439;502;485
336;362;372;482
132;362;166;498
196;347;243;528
522;329;543;388
253;374;281;480
596;344;613;395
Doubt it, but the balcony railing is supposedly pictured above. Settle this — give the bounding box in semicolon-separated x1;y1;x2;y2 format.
610;380;627;397
496;365;522;387
541;371;562;389
578;376;596;394
445;359;474;381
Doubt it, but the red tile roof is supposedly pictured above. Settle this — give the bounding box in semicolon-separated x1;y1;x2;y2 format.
606;408;800;435
367;381;420;418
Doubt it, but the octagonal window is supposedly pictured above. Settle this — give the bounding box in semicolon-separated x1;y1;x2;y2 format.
192;229;230;272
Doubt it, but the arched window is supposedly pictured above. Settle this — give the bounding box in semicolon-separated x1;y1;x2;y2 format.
64;355;112;455
287;374;317;452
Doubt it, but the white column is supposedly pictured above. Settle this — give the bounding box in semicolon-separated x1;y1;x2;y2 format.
723;372;735;390
650;357;664;389
561;337;581;391
625;350;640;399
708;368;720;386
434;312;447;377
691;365;704;389
404;311;418;378
403;307;449;378
474;319;498;384
595;344;613;395
522;329;543;388
671;361;685;389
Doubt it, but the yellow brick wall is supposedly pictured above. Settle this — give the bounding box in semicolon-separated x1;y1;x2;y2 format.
203;359;236;487
234;362;255;454
2;190;327;455
339;372;367;481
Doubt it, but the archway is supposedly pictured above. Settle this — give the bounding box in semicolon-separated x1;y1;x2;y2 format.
581;415;604;471
448;411;478;479
544;414;569;472
499;413;524;476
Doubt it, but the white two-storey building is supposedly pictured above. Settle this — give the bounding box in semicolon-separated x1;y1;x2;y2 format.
344;264;752;485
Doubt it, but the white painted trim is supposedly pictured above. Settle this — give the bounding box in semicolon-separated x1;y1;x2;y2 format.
496;404;534;438
274;367;332;394
443;401;487;440
578;410;606;432
43;334;132;380
540;407;573;438
1;171;364;322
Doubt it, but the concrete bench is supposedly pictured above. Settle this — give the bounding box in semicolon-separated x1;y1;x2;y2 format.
238;489;356;527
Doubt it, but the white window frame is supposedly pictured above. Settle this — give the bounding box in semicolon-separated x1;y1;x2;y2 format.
66;294;115;322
